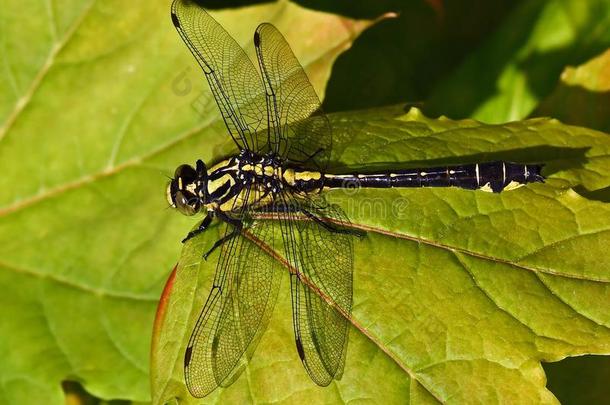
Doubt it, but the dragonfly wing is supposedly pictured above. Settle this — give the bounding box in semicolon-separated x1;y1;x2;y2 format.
254;23;332;171
274;192;353;385
171;0;266;151
184;188;281;397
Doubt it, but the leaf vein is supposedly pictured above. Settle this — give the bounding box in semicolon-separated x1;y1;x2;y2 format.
354;223;610;283
0;0;97;142
453;251;578;347
0;115;213;217
240;228;448;404
0;259;159;302
99;302;148;374
534;271;610;331
39;292;75;373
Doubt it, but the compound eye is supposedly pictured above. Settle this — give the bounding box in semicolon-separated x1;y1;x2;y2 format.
174;191;197;216
175;164;197;184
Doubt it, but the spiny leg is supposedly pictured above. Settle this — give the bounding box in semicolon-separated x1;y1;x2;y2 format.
182;212;213;243
203;212;243;261
203;229;239;260
300;208;365;237
259;202;365;237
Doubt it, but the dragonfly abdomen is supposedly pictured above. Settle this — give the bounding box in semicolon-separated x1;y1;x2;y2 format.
319;161;544;193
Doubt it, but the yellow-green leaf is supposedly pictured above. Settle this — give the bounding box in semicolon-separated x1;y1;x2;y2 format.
153;107;610;404
0;0;375;403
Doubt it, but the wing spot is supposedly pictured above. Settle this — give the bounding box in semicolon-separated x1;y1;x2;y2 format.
295;338;305;360
171;12;180;27
184;346;193;367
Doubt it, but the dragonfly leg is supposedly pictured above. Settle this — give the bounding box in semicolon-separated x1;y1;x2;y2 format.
301;209;366;237
260;202;365;237
202;212;243;260
182;212;213;243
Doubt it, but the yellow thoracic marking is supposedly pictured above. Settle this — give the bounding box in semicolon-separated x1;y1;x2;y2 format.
219;197;238;212
241;163;276;176
504;180;525;191
219;184;272;212
208;173;234;196
241;163;261;175
186;183;196;194
479;182;493;192
208;159;232;172
205;201;219;211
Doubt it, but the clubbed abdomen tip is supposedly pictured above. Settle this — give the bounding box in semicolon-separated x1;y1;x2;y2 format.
528;164;545;183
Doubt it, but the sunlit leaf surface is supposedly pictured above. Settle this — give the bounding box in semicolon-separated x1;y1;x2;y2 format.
0;0;374;402
153;107;610;404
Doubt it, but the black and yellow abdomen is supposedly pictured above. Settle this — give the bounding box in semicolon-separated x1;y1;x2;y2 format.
284;161;544;194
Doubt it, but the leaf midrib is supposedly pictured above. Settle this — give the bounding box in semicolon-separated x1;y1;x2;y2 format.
0;258;159;302
354;222;610;283
0;0;97;142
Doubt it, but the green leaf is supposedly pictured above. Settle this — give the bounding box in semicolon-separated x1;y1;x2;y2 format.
0;1;374;403
535;48;610;133
425;0;610;123
153;107;610;404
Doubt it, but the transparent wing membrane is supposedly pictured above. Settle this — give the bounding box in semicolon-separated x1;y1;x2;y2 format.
184;186;281;397
172;1;350;397
171;0;266;151
254;23;332;170
274;193;353;384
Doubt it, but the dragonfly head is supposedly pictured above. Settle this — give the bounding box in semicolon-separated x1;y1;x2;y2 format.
167;161;208;216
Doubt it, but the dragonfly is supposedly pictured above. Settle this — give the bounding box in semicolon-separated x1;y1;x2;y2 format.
167;0;545;398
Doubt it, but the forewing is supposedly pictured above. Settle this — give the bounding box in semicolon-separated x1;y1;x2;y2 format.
254;23;332;170
184;189;280;397
275;192;353;385
171;0;266;151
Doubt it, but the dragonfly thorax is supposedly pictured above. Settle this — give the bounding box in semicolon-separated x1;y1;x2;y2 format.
236;150;284;187
203;151;286;212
